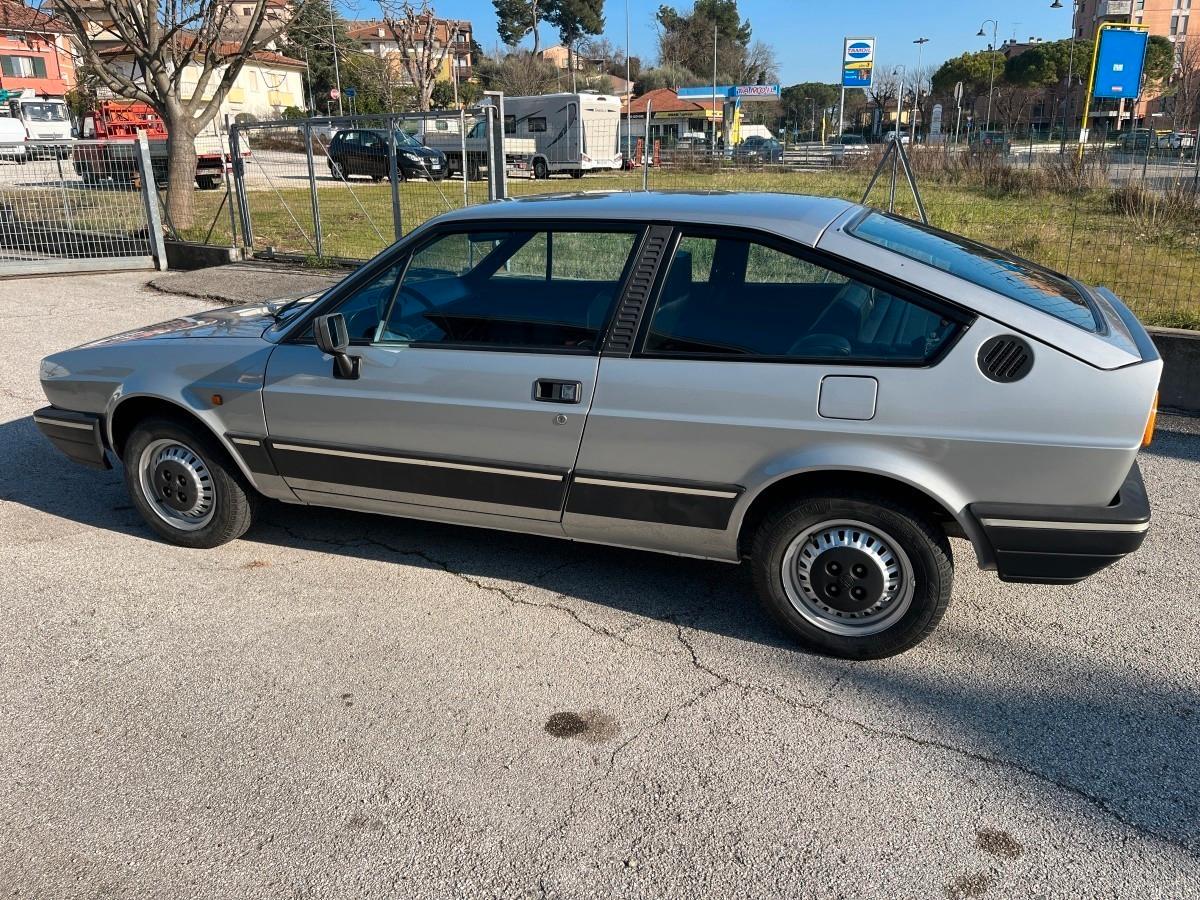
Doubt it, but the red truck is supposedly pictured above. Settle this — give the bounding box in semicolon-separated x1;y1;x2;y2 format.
73;101;234;190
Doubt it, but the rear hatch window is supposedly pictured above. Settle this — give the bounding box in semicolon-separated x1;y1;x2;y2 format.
848;211;1101;332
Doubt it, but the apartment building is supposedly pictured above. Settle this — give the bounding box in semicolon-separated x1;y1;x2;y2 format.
347;17;474;85
0;0;75;98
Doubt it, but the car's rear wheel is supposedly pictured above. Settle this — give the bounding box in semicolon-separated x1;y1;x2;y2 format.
329;159;347;181
123;418;257;549
751;494;952;659
532;158;549;180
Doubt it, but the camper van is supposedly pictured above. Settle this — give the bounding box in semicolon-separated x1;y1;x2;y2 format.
504;93;622;179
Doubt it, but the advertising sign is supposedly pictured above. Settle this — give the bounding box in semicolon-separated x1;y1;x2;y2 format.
734;84;781;99
842;37;875;88
1092;27;1149;99
677;85;781;101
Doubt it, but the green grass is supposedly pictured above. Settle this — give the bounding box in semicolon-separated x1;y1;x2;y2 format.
171;165;1200;330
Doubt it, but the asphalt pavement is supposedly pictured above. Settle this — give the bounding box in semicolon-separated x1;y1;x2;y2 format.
2;270;1199;899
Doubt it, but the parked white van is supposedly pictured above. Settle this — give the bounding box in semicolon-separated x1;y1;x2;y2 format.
504;93;623;179
0;114;27;162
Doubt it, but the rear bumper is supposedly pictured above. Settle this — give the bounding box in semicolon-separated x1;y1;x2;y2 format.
33;406;110;470
969;462;1150;584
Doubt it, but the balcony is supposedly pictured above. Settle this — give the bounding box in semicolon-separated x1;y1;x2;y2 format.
1097;1;1133;17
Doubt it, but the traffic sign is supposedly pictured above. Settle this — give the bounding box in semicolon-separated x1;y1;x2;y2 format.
345;86;357;99
1092;26;1149;98
954;81;963;104
329;88;340;100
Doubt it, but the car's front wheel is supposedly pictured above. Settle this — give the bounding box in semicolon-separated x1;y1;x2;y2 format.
751;493;952;659
123;418;257;549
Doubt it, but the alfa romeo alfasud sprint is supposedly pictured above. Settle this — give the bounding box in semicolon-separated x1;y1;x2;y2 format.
35;192;1161;658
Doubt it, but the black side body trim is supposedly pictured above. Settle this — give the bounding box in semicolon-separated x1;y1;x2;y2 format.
225;434;278;476
267;439;568;511
970;462;1150;584
33;406;110;470
565;472;743;530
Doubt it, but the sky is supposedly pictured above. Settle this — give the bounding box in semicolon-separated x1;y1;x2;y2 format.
355;0;1076;85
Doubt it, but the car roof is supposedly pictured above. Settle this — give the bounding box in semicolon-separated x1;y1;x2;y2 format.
432;191;859;248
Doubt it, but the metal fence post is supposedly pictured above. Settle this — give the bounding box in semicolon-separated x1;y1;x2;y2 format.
136;132;167;270
459;107;469;206
222;115;239;249
388;115;403;239
485;106;498;201
229;124;254;250
642;99;652;191
303;120;324;258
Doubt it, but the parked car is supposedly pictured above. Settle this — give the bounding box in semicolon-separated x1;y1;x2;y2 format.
34;192;1161;659
1155;130;1195;151
327;128;447;181
832;134;871;159
733;136;784;163
1114;129;1156;155
968;130;1012;155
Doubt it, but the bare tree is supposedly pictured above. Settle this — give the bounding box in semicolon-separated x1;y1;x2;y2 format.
380;0;461;111
54;0;292;230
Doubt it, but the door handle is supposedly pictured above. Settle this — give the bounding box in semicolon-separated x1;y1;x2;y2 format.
533;379;582;404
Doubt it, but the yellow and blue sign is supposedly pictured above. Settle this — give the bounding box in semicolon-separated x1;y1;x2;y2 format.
843;37;875;88
1092;26;1149;99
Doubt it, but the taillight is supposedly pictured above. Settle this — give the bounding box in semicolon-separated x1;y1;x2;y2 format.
1142;392;1158;447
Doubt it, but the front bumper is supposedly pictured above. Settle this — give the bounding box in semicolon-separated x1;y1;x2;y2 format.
33;406;110;470
970;462;1150;584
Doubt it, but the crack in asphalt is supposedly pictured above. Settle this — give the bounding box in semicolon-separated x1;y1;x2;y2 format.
263;518;1197;859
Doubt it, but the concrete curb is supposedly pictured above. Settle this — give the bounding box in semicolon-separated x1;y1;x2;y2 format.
1149;327;1200;415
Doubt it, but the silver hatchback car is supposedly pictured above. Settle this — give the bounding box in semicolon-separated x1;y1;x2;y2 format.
35;192;1161;658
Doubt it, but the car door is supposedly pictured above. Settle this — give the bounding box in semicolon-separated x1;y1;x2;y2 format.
360;131;387;178
261;223;645;523
334;131;356;175
563;227;966;558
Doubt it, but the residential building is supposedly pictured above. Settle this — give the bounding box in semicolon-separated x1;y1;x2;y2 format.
346;17;474;85
102;43;305;120
0;0;75;98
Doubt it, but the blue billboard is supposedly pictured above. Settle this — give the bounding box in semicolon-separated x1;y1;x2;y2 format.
1092;27;1149;99
842;37;875;88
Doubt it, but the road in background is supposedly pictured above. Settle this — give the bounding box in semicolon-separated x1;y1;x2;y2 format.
2;272;1199;898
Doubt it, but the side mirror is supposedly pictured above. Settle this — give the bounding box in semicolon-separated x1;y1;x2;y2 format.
313;313;359;379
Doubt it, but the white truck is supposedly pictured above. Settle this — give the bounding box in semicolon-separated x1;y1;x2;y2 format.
420;117;535;181
6;90;72;158
502;93;623;179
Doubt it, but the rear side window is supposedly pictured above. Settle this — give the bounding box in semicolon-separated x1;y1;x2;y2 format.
380;228;639;350
849;211;1100;332
527;117;547;133
644;235;958;363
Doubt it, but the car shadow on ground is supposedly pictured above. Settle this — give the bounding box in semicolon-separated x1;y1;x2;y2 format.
3;410;1199;854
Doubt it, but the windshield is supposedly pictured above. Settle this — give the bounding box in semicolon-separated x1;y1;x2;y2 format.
21;102;67;122
849;212;1100;332
394;130;422;148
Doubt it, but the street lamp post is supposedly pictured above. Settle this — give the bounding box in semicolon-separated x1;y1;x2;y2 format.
1051;0;1081;153
911;37;929;144
328;0;344;116
977;19;1000;131
892;65;906;139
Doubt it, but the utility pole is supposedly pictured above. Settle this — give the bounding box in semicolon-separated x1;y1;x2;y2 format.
328;0;344;116
893;65;906;139
911;37;929;144
712;23;719;151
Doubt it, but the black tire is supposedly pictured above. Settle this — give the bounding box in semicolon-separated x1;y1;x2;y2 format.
750;493;953;659
329;159;347;181
466;157;482;181
196;174;220;190
122;417;258;550
569;169;584;179
532;158;549;180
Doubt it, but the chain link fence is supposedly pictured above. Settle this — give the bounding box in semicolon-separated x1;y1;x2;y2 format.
228;111;1200;330
0;137;161;275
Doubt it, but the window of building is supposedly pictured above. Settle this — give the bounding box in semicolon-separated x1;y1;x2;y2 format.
504;114;516;135
644;234;958;362
0;55;47;78
1172;14;1180;33
527;117;547;132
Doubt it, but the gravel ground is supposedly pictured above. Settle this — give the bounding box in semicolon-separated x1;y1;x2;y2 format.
2;270;1199;899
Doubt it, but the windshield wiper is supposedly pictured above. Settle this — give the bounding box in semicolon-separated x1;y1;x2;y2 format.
271;298;305;322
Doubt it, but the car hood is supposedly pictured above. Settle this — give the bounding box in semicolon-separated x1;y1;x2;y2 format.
76;300;298;348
